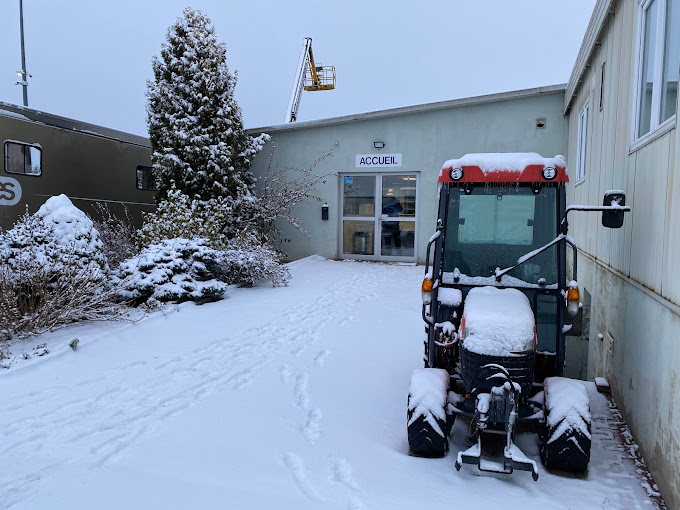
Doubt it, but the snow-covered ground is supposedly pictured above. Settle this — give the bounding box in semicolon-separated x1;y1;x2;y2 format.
0;257;663;509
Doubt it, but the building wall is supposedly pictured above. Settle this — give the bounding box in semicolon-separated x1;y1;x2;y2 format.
248;88;567;264
565;0;680;506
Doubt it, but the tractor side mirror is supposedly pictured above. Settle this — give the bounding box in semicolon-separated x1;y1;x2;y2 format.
602;191;626;229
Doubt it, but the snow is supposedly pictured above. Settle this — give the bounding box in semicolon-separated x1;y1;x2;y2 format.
442;271;558;290
544;377;592;441
595;376;609;388
437;287;462;306
437;321;456;337
37;194;104;257
461;287;535;356
441;153;566;174
0;110;31;121
0;258;661;509
517;234;566;265
505;443;538;474
408;368;449;436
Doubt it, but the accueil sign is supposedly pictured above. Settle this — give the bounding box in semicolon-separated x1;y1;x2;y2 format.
355;153;402;168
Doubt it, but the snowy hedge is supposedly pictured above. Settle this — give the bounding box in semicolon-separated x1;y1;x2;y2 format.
115;237;289;304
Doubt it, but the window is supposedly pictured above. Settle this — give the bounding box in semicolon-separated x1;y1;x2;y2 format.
444;185;558;285
575;100;589;183
136;165;156;190
600;61;606;112
4;141;42;176
633;0;678;144
458;195;535;245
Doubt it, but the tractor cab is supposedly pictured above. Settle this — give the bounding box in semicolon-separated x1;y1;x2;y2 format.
431;153;570;378
408;153;629;480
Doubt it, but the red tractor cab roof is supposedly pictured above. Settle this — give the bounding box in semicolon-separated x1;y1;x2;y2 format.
439;153;568;183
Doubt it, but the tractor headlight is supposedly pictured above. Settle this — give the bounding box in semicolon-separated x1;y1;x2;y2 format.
542;166;557;180
450;167;464;181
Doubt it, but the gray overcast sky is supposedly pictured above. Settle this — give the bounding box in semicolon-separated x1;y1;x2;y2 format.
0;1;596;136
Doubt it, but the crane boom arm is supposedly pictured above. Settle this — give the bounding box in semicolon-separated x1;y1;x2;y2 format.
285;38;312;123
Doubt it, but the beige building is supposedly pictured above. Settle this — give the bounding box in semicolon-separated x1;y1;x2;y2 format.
563;0;679;506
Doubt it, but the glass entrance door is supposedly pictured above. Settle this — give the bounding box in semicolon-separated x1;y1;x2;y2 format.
341;173;418;261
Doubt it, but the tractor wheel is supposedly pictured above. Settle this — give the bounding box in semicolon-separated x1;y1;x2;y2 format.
540;377;591;472
407;368;449;457
540;422;591;472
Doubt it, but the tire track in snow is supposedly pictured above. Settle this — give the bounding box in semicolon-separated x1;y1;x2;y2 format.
0;264;380;507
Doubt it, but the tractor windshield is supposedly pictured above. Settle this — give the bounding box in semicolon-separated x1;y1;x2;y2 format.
444;185;558;287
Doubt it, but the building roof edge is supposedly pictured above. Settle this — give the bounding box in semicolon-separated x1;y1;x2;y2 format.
0;101;151;148
564;0;614;114
247;84;567;135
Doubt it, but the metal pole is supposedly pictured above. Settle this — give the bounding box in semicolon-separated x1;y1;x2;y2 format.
19;0;28;106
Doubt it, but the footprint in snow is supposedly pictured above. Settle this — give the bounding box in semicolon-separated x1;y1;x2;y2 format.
280;365;293;384
331;457;359;490
314;350;329;368
294;372;310;410
300;408;322;443
281;452;323;501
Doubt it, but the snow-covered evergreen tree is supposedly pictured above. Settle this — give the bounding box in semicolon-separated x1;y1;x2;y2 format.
146;8;267;202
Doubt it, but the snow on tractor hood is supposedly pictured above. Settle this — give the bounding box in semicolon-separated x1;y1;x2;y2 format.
461;287;535;356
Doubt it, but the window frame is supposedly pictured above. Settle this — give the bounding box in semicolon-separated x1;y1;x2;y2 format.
631;0;678;152
575;99;589;184
3;140;42;177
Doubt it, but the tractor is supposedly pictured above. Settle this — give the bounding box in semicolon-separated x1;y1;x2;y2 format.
407;153;629;480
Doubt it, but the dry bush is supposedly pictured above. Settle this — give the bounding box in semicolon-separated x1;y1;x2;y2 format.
236;146;335;244
0;249;131;340
89;202;138;267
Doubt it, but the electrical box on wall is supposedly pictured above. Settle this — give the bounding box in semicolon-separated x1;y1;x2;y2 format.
322;203;329;221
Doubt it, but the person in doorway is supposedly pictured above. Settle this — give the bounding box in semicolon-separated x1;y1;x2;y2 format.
382;188;403;254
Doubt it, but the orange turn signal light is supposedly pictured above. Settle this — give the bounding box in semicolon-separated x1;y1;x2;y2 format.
422;277;433;293
567;285;579;302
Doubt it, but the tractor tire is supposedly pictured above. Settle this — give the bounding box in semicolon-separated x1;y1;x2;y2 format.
540;377;591;472
407;368;449;457
540;425;591;472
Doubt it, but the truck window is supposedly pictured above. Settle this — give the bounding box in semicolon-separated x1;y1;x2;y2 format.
4;141;42;176
136;165;156;191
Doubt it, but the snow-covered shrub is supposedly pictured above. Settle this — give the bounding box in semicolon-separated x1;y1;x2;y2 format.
115;238;229;303
221;237;290;288
137;183;233;249
2;195;108;277
131;183;289;294
115;237;289;304
88;202;138;267
0;195;128;340
147;7;268;203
